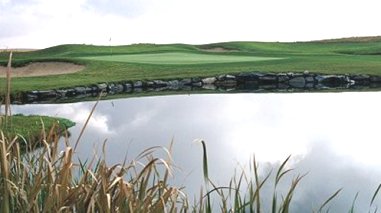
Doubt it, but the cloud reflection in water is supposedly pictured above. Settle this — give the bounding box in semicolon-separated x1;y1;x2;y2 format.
12;92;381;211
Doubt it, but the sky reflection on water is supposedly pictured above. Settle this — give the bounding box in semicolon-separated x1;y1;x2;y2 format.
12;92;381;211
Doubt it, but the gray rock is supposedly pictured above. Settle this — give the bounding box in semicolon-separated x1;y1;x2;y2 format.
305;76;315;83
153;80;168;87
90;86;98;92
237;72;264;81
259;74;277;82
192;77;202;83
65;88;76;96
191;77;202;87
322;75;346;85
74;87;87;94
183;86;193;90
38;90;57;98
146;81;155;88
85;87;94;93
202;84;217;90
26;93;38;101
315;75;325;82
277;83;289;89
29;91;39;95
97;83;108;91
259;84;277;90
288;73;303;78
277;73;289;82
74;93;92;99
153;87;168;92
370;76;381;83
216;80;237;87
315;75;344;83
180;79;192;86
287;72;295;77
133;81;143;88
113;84;124;92
168;80;180;89
217;75;226;81
305;82;314;88
55;89;67;97
202;77;217;84
133;87;143;92
225;75;236;80
289;77;306;88
351;75;370;83
107;83;115;89
124;83;132;89
124;84;133;92
106;84;115;94
217;74;235;81
192;82;203;87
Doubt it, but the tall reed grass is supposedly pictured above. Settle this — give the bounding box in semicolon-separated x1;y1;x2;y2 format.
1;126;380;212
0;126;188;212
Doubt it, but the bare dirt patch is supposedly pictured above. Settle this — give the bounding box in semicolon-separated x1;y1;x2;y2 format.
0;62;85;78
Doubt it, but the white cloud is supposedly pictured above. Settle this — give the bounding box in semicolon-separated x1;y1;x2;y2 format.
0;0;10;5
1;0;381;48
84;0;151;17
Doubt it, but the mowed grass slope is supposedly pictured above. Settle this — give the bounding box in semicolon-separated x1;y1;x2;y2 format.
81;52;281;64
1;37;381;93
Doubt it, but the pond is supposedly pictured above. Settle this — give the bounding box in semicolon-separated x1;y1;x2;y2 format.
12;92;381;211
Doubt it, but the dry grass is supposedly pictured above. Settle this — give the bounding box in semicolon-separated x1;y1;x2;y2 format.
1;124;381;212
1;127;300;212
0;127;187;212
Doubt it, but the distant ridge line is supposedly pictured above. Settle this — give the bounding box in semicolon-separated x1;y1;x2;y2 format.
314;36;381;43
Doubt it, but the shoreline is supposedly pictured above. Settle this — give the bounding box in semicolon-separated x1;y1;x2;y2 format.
11;71;381;104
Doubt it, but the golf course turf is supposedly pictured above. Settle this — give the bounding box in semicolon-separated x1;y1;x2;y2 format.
80;52;281;64
1;36;381;94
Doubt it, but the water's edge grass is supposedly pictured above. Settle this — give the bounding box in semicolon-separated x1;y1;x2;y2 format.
1;124;380;212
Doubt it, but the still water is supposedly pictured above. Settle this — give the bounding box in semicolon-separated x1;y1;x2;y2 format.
13;92;381;211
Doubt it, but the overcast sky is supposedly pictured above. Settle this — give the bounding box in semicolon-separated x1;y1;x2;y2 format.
1;0;381;48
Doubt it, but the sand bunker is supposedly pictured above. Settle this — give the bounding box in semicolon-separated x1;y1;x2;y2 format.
0;62;85;78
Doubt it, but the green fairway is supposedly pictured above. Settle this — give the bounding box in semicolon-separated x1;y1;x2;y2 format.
81;52;281;64
1;36;381;94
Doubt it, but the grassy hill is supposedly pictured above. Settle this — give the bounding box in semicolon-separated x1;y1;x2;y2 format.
1;114;75;143
1;37;381;93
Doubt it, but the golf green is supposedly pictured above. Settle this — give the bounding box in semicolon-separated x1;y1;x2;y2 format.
81;52;281;65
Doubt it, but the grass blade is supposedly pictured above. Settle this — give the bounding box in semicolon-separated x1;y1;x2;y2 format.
318;188;342;212
74;92;102;150
371;183;381;207
196;139;211;213
276;155;291;184
349;192;359;213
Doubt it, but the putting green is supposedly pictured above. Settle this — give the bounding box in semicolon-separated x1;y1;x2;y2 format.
81;52;281;65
